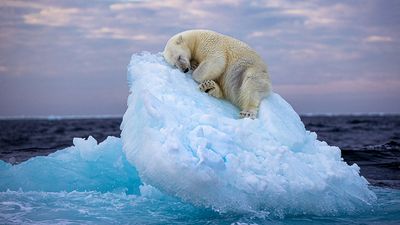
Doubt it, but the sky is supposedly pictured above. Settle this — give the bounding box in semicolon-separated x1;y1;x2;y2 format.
0;0;399;116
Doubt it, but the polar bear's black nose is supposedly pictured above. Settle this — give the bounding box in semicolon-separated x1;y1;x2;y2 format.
183;68;189;73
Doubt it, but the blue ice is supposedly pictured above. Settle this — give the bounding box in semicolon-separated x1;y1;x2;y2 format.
0;136;140;194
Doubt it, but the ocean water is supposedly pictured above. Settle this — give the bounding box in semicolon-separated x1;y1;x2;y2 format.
0;116;399;224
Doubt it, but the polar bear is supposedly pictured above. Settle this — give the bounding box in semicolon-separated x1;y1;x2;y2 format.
163;29;271;119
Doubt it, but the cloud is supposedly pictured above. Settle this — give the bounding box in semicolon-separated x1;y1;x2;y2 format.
286;45;361;62
23;7;80;27
89;27;146;40
110;0;241;11
0;66;8;73
87;27;165;43
19;1;218;42
364;35;393;43
252;1;354;28
110;1;179;11
283;4;352;28
20;4;157;42
275;78;400;96
109;1;217;21
0;0;44;9
248;29;284;38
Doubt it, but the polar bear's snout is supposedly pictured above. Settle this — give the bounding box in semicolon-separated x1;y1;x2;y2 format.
176;62;190;73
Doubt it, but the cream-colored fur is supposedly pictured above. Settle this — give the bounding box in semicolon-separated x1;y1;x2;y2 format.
163;29;271;119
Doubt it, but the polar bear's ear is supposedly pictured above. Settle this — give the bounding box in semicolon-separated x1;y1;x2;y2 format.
176;35;183;45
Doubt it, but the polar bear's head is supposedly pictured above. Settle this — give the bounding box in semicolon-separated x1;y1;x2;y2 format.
163;34;191;73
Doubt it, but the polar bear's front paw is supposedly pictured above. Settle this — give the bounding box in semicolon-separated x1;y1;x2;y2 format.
240;111;257;119
199;80;223;98
199;80;216;93
190;60;199;71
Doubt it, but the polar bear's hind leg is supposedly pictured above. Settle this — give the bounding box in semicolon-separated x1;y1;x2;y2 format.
238;68;270;119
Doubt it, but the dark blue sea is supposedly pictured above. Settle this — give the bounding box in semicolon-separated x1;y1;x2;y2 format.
0;115;399;224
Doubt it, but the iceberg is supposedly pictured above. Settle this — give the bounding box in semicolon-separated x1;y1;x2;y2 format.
121;52;376;215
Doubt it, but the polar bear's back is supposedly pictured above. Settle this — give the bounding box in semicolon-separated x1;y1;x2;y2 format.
182;30;264;66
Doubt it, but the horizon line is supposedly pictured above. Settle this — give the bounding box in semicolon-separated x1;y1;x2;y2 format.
0;112;399;120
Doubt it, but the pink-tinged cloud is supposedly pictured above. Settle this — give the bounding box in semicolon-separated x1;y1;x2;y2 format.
275;79;400;96
364;35;393;43
24;7;80;27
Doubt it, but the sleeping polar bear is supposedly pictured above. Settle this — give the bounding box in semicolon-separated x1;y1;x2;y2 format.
163;29;271;119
